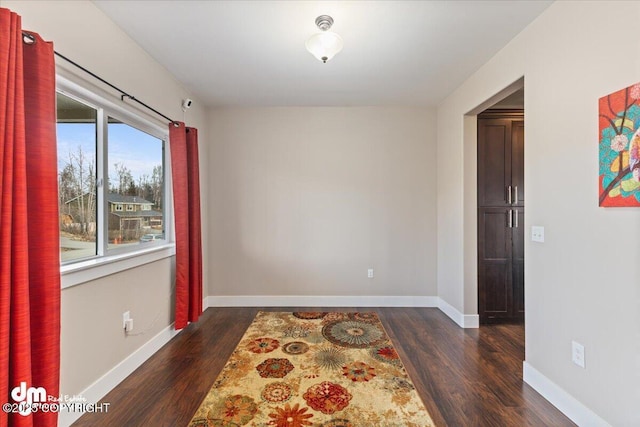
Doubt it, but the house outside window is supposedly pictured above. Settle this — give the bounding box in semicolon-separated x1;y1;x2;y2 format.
107;193;163;244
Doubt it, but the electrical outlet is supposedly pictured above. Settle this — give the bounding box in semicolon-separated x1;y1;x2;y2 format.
122;311;130;329
367;268;374;278
571;341;585;368
531;226;545;242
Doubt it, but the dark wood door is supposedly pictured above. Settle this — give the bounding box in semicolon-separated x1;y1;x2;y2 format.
478;119;512;207
478;208;512;319
477;110;524;323
511;121;525;206
512;207;525;319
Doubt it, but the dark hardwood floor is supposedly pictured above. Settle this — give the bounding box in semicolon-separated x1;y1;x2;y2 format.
72;307;575;426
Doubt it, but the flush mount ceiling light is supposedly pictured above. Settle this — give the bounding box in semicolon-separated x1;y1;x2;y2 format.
305;15;343;63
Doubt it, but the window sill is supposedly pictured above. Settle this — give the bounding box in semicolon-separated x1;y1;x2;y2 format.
60;243;176;289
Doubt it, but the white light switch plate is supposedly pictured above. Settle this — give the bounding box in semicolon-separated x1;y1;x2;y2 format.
531;226;544;242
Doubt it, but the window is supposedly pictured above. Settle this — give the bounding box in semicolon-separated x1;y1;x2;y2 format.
57;90;167;264
107;118;164;250
57;93;98;262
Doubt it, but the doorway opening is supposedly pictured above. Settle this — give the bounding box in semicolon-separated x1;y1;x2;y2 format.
476;94;524;324
461;77;524;330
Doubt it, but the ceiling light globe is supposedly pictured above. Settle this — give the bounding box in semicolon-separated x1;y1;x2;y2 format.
305;31;343;63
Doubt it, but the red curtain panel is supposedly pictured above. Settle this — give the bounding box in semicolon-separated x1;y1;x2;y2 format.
169;123;203;330
185;128;203;323
0;8;60;427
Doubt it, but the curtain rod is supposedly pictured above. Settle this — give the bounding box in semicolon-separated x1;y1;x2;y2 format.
22;32;179;127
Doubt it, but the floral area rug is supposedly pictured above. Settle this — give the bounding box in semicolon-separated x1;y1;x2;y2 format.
189;311;435;427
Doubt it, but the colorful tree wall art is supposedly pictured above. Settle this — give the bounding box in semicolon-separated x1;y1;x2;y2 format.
599;82;640;207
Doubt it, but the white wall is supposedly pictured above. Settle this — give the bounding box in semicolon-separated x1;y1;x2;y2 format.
208;107;437;301
437;1;640;424
1;0;209;405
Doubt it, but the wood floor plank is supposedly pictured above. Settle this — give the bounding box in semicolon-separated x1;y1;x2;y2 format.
72;307;575;427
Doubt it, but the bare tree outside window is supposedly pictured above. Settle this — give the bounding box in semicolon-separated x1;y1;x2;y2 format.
107;118;164;248
57;93;97;262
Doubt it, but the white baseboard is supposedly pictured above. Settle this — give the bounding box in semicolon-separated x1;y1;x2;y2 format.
58;324;181;427
437;298;479;328
523;361;611;427
205;295;439;308
204;295;479;328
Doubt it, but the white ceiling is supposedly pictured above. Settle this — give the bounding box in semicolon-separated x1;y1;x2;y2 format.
93;1;551;108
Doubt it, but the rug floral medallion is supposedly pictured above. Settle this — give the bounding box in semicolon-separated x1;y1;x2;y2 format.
189;311;435;427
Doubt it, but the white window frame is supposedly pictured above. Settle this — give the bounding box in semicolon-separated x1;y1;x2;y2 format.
57;74;175;289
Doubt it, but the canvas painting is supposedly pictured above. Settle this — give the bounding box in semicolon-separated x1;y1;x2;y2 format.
599;82;640;206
